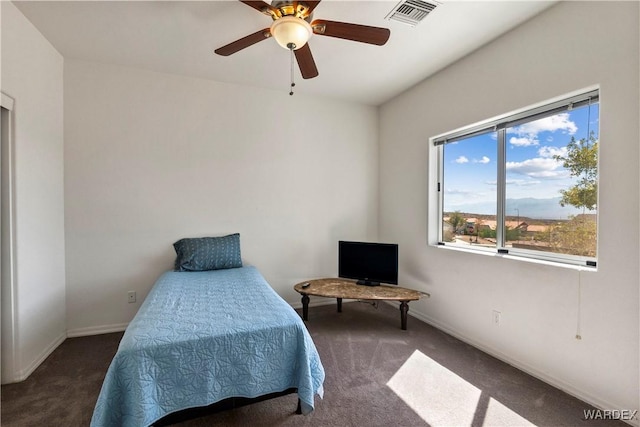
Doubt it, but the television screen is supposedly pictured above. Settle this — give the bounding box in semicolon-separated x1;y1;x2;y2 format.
338;241;398;286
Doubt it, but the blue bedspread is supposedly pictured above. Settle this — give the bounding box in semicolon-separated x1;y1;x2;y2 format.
91;266;324;427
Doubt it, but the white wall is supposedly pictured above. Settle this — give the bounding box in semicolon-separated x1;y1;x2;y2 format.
64;59;378;335
380;0;638;417
0;1;66;383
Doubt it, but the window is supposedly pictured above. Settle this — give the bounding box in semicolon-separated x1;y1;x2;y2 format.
433;89;599;267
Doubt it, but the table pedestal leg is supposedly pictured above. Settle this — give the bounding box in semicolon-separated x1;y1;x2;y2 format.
337;298;342;313
301;294;310;320
400;301;409;330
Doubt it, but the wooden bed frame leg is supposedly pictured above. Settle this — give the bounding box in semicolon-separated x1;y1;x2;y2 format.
296;398;302;414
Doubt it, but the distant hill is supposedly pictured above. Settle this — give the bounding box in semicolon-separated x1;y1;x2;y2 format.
447;197;593;220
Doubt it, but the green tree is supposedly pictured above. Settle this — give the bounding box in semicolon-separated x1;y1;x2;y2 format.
448;211;465;234
481;226;520;241
543;216;597;257
479;228;496;239
505;226;521;242
553;132;598;211
549;132;598;257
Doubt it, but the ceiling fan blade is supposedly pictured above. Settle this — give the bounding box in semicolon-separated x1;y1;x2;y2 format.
294;43;319;79
303;1;321;14
293;1;321;18
240;0;278;16
311;20;390;46
214;28;271;56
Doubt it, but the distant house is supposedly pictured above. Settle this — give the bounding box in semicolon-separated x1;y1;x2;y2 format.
522;224;548;233
461;218;548;239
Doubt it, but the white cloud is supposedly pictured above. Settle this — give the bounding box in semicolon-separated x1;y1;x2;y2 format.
474;156;490;164
509;113;577;148
487;178;542;186
538;146;567;158
506;157;568;179
455;156;469;164
528;170;570;179
510;136;539;147
515;113;577;136
506;179;542;186
446;188;473;195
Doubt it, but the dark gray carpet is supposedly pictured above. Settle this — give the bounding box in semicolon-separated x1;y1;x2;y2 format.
1;301;626;426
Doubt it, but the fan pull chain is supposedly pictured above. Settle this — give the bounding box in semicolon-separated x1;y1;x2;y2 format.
288;43;296;96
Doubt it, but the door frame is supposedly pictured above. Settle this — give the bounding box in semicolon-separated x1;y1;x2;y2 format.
1;91;18;384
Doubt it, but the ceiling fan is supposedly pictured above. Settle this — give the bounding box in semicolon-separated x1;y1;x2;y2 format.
214;0;391;80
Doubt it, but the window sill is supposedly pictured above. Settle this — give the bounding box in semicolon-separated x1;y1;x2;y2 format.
434;243;597;272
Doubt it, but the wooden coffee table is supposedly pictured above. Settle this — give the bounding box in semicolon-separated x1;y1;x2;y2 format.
294;278;426;330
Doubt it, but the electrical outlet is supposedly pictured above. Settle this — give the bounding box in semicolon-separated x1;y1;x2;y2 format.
492;310;501;326
128;291;136;303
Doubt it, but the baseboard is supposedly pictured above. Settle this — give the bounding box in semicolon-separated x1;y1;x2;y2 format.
2;323;129;384
66;323;128;338
3;331;67;384
388;302;639;427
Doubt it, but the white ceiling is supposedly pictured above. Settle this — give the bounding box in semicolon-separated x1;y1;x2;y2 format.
14;0;556;106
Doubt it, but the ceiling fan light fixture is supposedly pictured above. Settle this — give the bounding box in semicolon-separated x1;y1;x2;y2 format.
270;16;312;50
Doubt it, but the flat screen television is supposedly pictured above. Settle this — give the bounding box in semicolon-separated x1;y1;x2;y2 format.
338;241;398;286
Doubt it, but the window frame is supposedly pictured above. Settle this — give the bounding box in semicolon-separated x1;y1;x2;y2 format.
430;87;599;269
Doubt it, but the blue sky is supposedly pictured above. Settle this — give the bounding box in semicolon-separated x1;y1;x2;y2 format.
443;104;599;219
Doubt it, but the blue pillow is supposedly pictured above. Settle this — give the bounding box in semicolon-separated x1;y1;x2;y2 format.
173;234;242;272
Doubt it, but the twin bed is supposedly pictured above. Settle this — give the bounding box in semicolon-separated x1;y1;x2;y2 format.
91;235;325;426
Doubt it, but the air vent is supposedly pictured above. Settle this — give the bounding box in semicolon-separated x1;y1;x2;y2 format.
386;0;440;27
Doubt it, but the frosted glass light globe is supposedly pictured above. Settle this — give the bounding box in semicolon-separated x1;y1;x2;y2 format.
270;16;313;50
